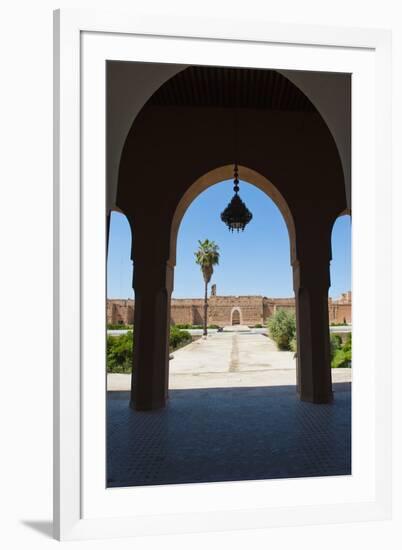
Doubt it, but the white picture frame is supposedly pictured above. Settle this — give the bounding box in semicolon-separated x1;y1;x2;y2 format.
53;8;392;541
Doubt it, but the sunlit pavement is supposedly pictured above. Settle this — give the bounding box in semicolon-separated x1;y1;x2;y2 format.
107;331;352;390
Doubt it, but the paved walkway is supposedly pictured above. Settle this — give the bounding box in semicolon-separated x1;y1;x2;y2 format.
107;382;351;487
107;331;352;390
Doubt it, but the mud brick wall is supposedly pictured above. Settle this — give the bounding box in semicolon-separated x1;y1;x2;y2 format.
107;299;134;325
328;303;352;324
170;305;194;325
107;293;351;327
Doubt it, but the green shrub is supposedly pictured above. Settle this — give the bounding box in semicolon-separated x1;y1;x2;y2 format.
343;332;352;352
107;331;133;373
253;324;263;328
289;337;297;352
331;333;352;368
107;327;192;373
107;323;133;330
106;327;192;373
175;323;192;329
208;324;220;329
332;348;352;368
169;326;192;351
267;309;296;351
330;334;343;359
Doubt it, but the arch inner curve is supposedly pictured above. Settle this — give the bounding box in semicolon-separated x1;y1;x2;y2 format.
169;164;297;268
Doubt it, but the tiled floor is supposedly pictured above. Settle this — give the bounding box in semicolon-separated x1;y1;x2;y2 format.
107;382;351;487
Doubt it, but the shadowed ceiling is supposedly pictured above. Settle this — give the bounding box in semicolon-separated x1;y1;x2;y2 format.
147;66;317;112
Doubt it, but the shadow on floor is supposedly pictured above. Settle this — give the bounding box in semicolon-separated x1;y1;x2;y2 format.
107;383;351;488
21;520;53;539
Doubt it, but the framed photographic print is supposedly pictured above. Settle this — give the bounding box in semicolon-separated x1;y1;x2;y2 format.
54;9;392;541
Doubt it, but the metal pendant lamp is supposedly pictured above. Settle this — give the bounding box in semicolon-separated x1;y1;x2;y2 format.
220;108;253;232
220;163;253;232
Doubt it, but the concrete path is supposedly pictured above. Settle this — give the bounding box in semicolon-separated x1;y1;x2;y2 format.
107;332;352;390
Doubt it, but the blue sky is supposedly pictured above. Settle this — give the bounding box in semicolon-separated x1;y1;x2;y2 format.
107;180;351;299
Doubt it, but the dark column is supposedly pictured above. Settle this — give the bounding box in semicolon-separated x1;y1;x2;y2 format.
130;259;174;411
293;257;332;403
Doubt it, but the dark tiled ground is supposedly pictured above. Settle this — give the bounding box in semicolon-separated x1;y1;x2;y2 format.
107;383;351;487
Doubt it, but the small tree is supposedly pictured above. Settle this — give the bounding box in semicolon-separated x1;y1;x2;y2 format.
267;309;296;351
194;239;220;336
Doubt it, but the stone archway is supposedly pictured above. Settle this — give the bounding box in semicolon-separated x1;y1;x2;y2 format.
231;308;241;326
115;65;347;410
108;63;351;213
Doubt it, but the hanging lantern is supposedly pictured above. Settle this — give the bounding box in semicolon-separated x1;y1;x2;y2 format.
220;164;253;232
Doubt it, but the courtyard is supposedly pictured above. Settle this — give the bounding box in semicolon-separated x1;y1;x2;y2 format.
105;63;352;488
108;328;351;391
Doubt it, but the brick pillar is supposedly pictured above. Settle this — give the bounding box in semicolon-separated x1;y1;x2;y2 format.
130;258;174;411
293;257;332;404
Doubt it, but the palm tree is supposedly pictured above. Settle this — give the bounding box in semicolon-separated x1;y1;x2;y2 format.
194;239;220;336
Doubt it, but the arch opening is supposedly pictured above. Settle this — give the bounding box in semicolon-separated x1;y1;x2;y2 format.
231;308;241;326
106;210;134;308
171;170;296;339
169;164;297;268
329;212;352;327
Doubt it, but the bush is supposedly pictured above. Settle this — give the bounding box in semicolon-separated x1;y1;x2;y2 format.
332;348;352;368
289;337;297;352
107;331;133;373
331;332;352;368
169;326;192;351
253;324;263;328
267;309;296;351
107;327;192;373
343;332;352;352
107;323;133;330
330;334;343;359
208;324;220;329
